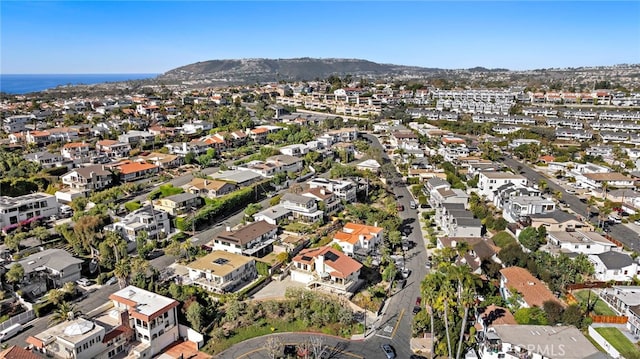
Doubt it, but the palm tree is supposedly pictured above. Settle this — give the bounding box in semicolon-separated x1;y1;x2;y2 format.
104;231;125;263
455;287;476;359
114;259;131;289
49;302;80;325
438;277;455;358
421;273;442;359
47;288;65;306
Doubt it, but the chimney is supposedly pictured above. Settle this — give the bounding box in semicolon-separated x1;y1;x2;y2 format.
451;240;457;247
204;180;208;187
320;188;326;195
226;226;231;232
119;309;131;328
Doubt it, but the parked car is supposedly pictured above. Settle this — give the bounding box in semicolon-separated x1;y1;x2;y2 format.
0;324;23;342
396;204;404;212
76;278;92;287
381;344;396;359
412;305;422;315
401;268;411;279
284;345;297;357
105;277;118;285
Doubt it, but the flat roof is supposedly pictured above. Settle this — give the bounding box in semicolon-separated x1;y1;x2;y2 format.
548;231;613;245
35;318;104;346
187;250;254;278
491;324;600;359
109;285;178;321
480;171;526;180
211;169;262;184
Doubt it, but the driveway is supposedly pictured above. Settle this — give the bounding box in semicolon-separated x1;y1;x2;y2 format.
251;277;306;301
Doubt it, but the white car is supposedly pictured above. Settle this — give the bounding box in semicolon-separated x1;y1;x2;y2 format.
76;278;91;286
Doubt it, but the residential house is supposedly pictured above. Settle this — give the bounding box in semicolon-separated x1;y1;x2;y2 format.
61;165;113;193
546;231;617;255
164;141;210;156
582;172;635;190
0;192;58;232
96;140;131;159
104;206;170;243
186;250;257;293
279;193;323;223
0;346;40;359
27;318;109;359
60;142;93;162
527;210;593;232
4;248;82;296
589;251;639;282
212;221;278;258
118;130;155;146
437;237;501;274
331;222;384;257
24;151;70;169
474;305;517;334
502;196;556;223
477;324;605;359
266;154;304;173
356;159;381;173
291;246;363;294
3;115;32;133
279;144;309;157
301;187;341;215
153;193;203;216
108;286;180;357
600;286;640;336
136;152;183;169
237;161;282;178
500;266;563;308
114;161;159;182
477;172;528;201
183;178;237;198
211;170;263;188
253;205;292;225
307;178;357;203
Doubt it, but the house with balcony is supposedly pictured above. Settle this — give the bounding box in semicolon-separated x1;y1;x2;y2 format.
104;206;170;243
600;286;640;337
24;151;71;169
118;130;155;146
183;178;237;198
280;193;324;223
95;140;131;159
4;249;82;297
186;250;257;293
477;172;527;201
477;324;603;359
60;142;94;162
136;152;183;169
266;154;304;173
331;222;384;257
291;246;363;295
61;165;113;193
27;317;109;359
153;193;203;216
108;286;180;358
114;161;159;182
582;172;635;190
279;144;309;157
164;141;210;156
0;192;59;232
555;128;593;141
546;231;617;255
502;196;556;223
430;186;469;226
302;187;341;215
589;251;639;282
500;266;563;309
212;220;278;258
3;115;32;133
307;178;357;203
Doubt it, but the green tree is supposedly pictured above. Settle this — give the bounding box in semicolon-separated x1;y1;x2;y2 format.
114;259;131;289
382;261;397;282
5;264;24;288
47;288;66;306
49;302;81;325
185;301;205;331
518;226;542;251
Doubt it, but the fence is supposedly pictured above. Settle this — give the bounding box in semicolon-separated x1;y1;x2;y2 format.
567;282;612;291
0;309;35;331
590;314;628;324
588;326;622;359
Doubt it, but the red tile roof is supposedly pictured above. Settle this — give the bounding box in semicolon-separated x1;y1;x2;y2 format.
333;222;383;245
293;246;362;278
0;346;40;359
117;162;158;175
500;266;564;308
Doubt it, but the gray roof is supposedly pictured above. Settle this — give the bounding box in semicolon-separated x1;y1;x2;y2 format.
8;249;83;273
426;177;450;188
529;210;580;223
443;203;466;211
595;251;634;269
72;165;111;178
456;217;482;227
491;324;602;359
256;205;291;220
211;169;262;185
24;151;60;161
162;192;200;203
267;154;302;165
281;193;315;205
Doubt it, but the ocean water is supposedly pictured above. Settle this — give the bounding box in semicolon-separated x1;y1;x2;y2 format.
0;73;159;94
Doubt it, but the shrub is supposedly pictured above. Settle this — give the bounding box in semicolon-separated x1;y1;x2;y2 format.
124;201;142;212
34;301;56;317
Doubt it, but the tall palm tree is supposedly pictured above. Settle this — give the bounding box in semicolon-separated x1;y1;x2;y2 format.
104;231;125;263
455;287;476;359
114;259;131;289
49;302;80;325
421;273;442;359
438;278;455;358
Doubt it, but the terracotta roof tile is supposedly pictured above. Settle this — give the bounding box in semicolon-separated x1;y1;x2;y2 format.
500;266;564;308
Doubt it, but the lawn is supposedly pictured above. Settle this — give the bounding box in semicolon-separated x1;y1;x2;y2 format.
573;290;617;316
491;231;517;248
594;327;640;358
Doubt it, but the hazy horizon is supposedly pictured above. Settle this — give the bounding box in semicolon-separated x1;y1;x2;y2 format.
2;1;639;74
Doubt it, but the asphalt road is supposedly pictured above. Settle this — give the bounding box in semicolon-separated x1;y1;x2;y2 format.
500;156;640;252
4;282;120;348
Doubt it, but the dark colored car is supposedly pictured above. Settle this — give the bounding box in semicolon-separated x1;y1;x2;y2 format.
284;345;296;357
413;305;421;315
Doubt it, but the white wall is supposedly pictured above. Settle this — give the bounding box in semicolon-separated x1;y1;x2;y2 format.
588;326;622;359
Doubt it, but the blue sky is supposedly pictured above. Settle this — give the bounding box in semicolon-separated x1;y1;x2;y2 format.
1;1;639;74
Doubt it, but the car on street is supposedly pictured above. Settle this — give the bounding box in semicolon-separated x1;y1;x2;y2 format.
412;305;421;315
284;345;297;357
381;344;396;359
396;204;404;212
401;268;411;279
